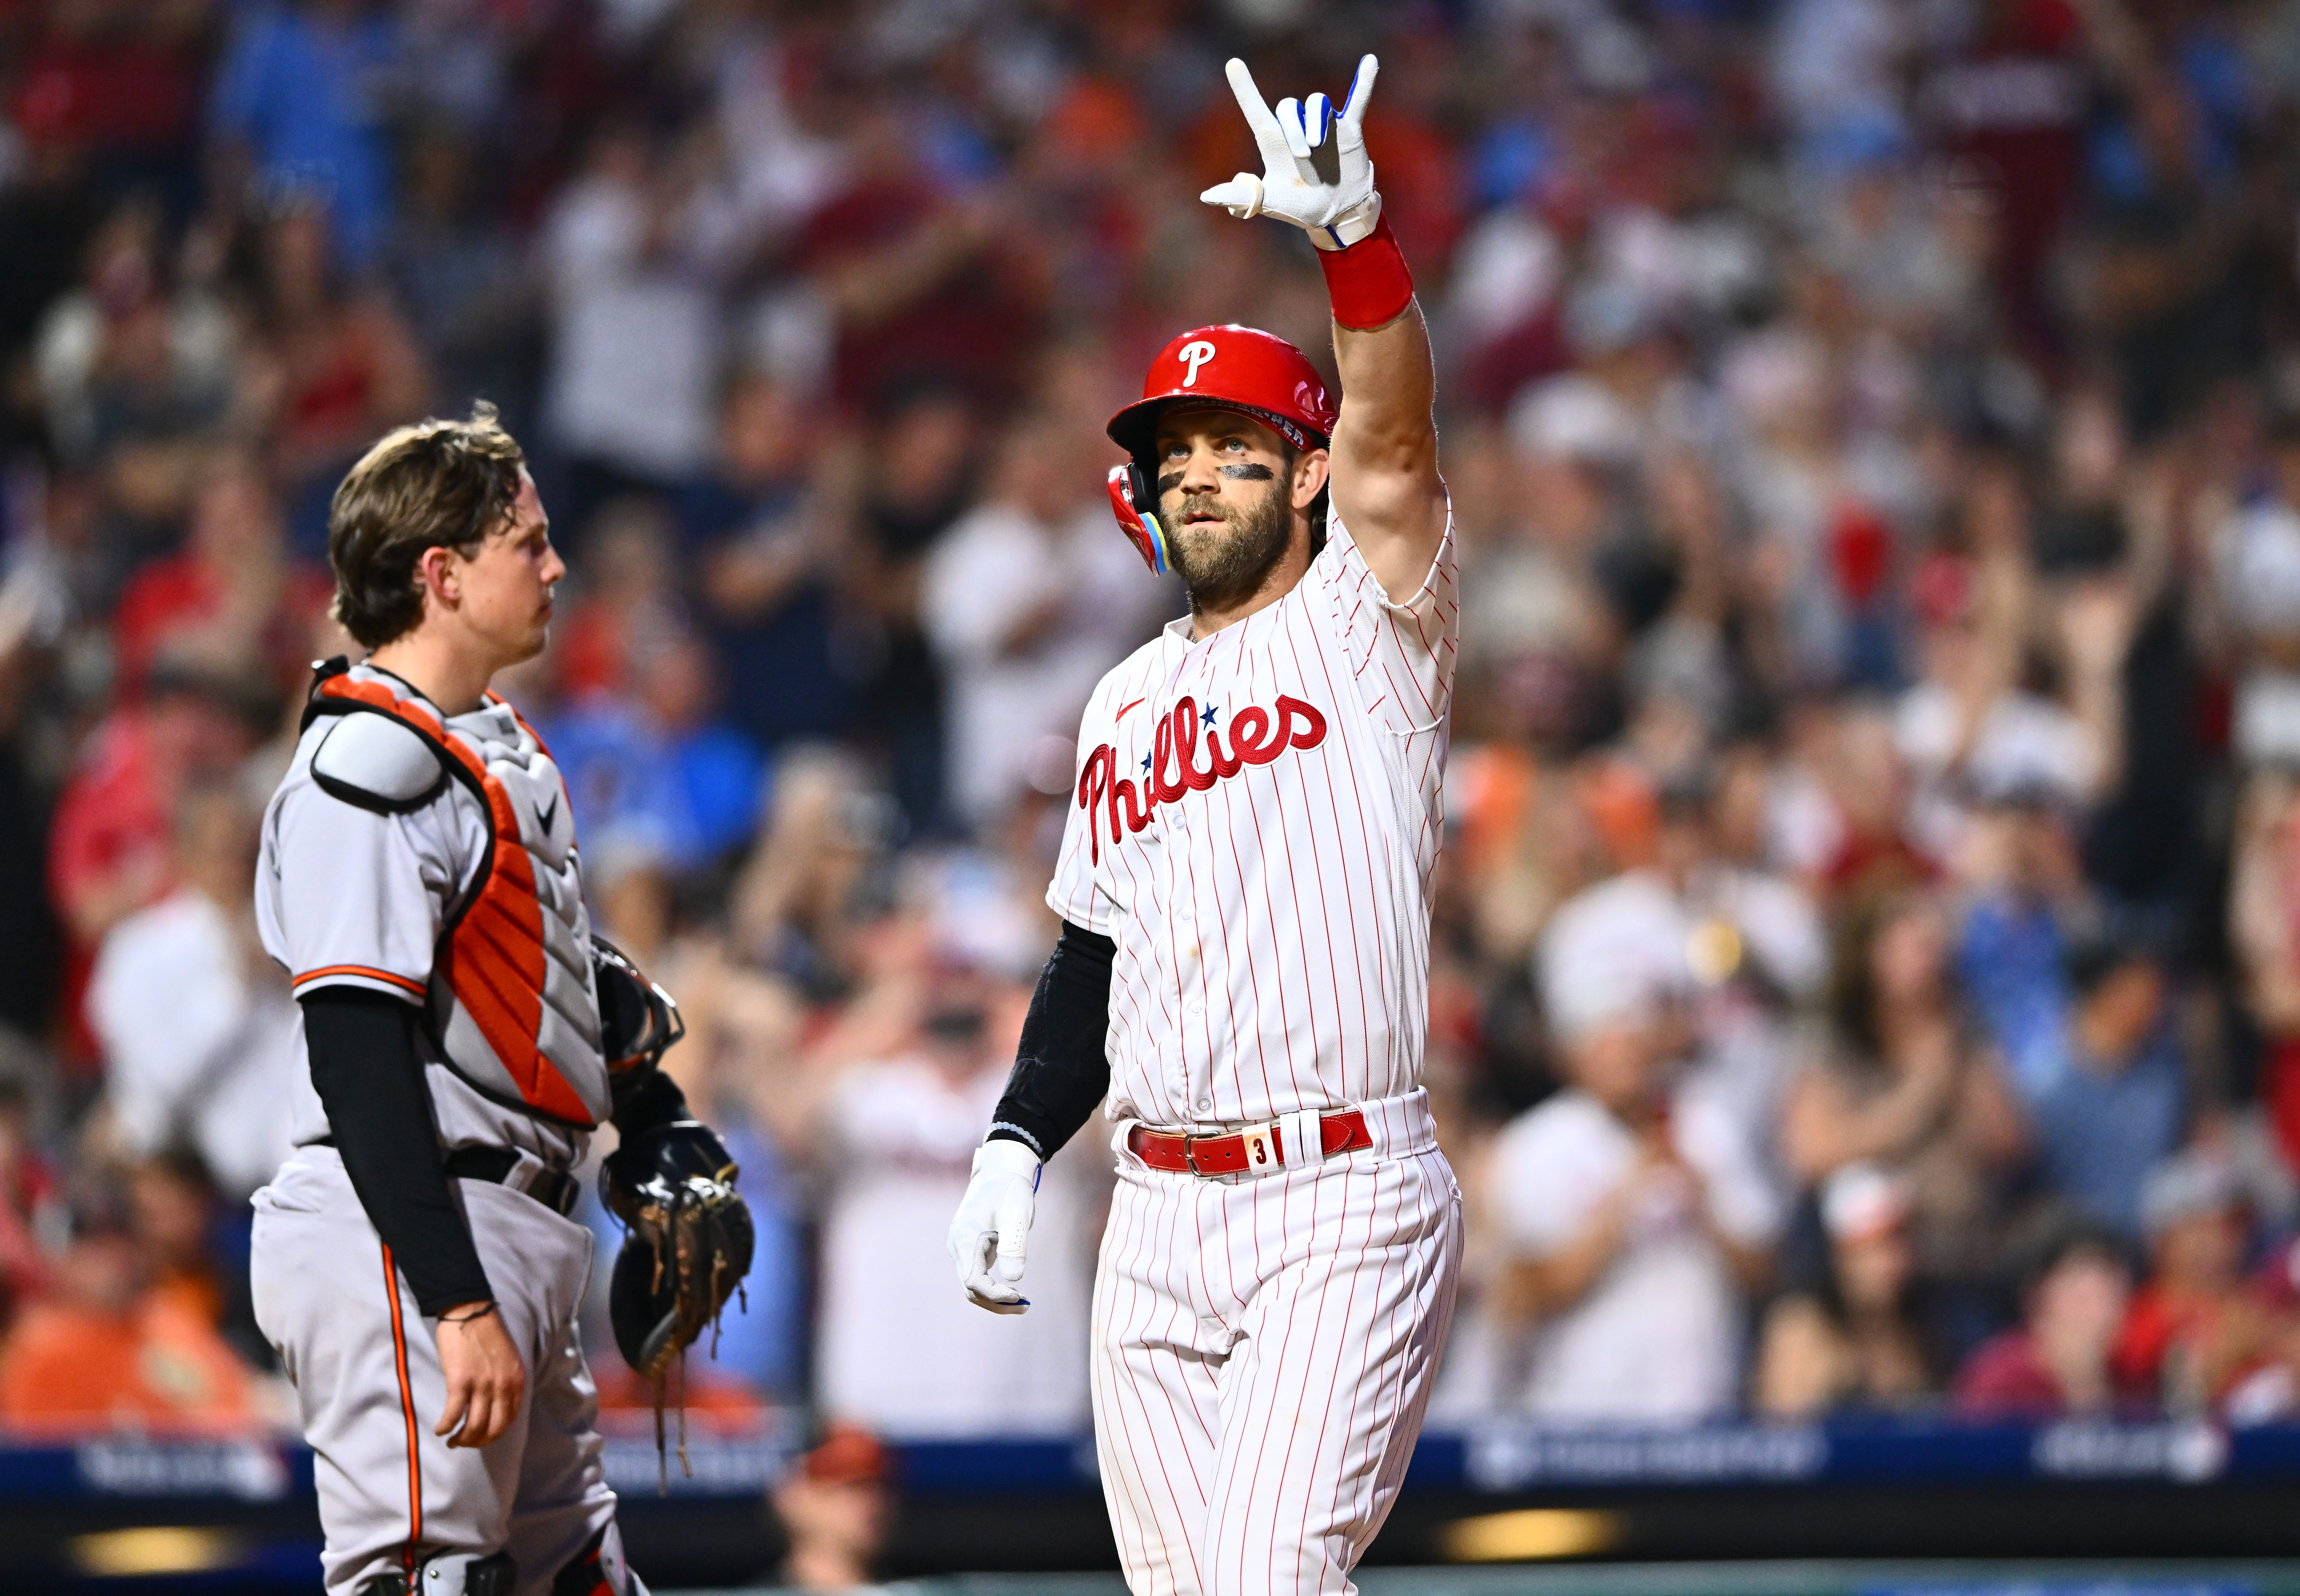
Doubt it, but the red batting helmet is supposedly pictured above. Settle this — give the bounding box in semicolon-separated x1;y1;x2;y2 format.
1106;325;1336;466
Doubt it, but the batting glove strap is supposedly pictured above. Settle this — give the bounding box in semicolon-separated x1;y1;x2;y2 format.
1316;205;1415;330
1308;191;1384;252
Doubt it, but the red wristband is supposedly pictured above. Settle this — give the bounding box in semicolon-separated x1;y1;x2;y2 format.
1317;212;1414;330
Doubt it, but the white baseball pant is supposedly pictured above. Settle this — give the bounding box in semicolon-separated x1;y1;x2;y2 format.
250;1147;624;1596
1089;1108;1462;1596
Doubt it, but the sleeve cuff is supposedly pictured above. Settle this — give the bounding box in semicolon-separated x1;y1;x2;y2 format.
293;965;428;1004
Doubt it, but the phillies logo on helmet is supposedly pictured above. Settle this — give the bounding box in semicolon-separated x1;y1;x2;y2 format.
1106;325;1337;464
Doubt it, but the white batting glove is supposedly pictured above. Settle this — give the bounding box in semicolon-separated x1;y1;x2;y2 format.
1200;54;1383;250
947;1138;1041;1315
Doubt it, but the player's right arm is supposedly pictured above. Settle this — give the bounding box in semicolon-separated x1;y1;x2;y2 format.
948;675;1127;1312
264;730;525;1446
947;920;1115;1314
298;988;525;1447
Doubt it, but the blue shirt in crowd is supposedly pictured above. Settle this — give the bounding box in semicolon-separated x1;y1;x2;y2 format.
210;2;399;267
2006;1018;2184;1242
545;700;766;874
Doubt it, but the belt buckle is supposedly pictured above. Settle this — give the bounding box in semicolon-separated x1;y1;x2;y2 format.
1183;1133;1206;1176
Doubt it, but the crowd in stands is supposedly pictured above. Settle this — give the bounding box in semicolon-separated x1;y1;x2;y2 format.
6;0;2300;1440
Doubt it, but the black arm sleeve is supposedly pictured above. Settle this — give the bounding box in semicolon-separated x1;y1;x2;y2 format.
301;988;494;1317
985;921;1115;1161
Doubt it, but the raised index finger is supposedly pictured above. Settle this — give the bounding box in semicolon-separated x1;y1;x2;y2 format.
1224;58;1291;164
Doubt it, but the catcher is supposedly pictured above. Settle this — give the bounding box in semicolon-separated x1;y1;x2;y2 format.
249;408;750;1596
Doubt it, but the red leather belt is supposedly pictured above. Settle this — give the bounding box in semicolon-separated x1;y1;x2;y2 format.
1128;1109;1372;1177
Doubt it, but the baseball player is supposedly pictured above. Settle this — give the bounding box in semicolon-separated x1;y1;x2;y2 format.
948;56;1462;1595
248;409;748;1596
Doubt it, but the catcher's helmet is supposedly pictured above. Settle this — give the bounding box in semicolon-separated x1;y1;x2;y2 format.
1106;325;1336;468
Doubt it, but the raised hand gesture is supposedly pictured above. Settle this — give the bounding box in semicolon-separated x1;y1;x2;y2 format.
1201;55;1382;249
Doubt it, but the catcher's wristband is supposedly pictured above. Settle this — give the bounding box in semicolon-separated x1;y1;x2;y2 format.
1316;205;1414;330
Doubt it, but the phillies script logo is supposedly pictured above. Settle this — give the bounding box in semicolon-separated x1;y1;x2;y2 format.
1078;695;1327;861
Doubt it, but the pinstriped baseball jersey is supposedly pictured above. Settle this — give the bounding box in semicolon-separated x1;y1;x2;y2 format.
1047;508;1458;1130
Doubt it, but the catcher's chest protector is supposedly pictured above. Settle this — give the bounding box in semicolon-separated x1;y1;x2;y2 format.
307;667;612;1127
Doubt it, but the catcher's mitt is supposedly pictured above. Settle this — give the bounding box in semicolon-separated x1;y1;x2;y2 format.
602;1121;754;1383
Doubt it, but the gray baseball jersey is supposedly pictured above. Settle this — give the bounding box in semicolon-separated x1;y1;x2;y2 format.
251;661;633;1596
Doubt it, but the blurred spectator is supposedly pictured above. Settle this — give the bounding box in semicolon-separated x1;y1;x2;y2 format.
2231;767;2300;1172
1756;1163;1941;1417
728;749;891;1001
541;119;725;519
108;451;331;700
1485;972;1780;1419
1535;779;1826;1168
85;779;298;1200
128;1147;266;1371
46;670;261;1043
1953;1216;2139;1419
546;500;769;892
2006;926;2187;1244
1783;890;2025;1291
805;957;1093;1437
680;371;858;751
629;945;810;1405
236;203;430;555
769;1422;892;1594
209;0;401;270
0;1217;255;1435
2112;1150;2287;1419
383;120;536;420
1896;468;2128;865
922;411;1166;829
0;1069;62;1325
33;191;235;525
2222;410;2300;773
850;383;978;837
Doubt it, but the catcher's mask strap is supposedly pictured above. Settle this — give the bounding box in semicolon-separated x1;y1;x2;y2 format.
594;935;686;1068
1108;462;1174;576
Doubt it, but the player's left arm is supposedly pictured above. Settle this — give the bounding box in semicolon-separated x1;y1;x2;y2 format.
1202;52;1446;602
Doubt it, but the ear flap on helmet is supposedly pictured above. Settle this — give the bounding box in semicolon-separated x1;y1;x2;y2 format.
1107;462;1174;576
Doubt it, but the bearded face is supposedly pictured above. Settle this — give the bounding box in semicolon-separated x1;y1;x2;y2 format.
1167;465;1293;613
1152;409;1320;617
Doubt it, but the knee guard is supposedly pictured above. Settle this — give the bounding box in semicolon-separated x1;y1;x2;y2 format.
357;1550;517;1596
553;1521;643;1596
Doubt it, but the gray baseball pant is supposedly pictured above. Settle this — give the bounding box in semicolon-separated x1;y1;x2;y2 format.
251;1147;629;1596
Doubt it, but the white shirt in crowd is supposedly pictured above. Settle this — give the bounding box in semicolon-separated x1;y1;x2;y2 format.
1538;865;1824;1178
814;1055;1093;1438
88;889;300;1198
541;172;720;483
1488;1086;1782;1421
1896;680;2096;858
922;498;1169;828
